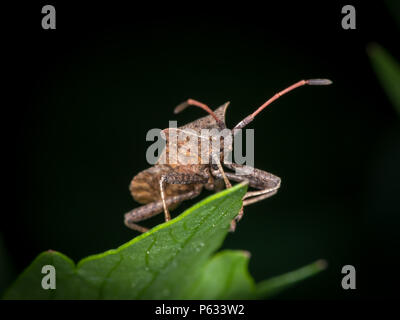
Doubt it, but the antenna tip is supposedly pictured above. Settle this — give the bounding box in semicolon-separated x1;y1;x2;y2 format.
174;101;189;114
306;79;333;85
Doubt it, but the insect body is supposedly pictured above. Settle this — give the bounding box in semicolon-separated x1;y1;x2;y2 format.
124;79;332;233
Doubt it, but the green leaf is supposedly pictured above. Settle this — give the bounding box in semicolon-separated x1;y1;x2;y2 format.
254;259;328;299
367;43;400;115
187;250;326;300
187;250;255;299
3;182;326;300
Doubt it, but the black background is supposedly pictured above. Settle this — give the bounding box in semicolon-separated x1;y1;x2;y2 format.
2;1;399;299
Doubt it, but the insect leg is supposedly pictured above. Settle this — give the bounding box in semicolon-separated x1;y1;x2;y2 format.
212;154;232;188
210;154;240;230
160;176;171;222
220;163;281;198
160;171;209;223
212;163;281;231
242;189;278;206
124;189;201;232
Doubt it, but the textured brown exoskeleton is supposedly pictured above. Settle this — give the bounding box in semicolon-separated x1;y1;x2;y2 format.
124;79;332;233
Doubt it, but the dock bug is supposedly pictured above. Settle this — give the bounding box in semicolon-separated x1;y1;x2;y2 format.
124;79;332;232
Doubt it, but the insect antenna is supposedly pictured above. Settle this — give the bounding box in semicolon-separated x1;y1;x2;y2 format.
175;99;225;128
232;79;332;133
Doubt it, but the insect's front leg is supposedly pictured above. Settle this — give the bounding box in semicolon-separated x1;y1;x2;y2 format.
211;153;232;188
212;162;281;231
220;162;281;202
124;189;201;233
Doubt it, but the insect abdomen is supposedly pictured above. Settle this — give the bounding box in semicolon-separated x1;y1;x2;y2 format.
130;167;161;204
129;165;202;205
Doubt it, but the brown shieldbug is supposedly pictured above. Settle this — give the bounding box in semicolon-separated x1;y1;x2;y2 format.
124;79;332;233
